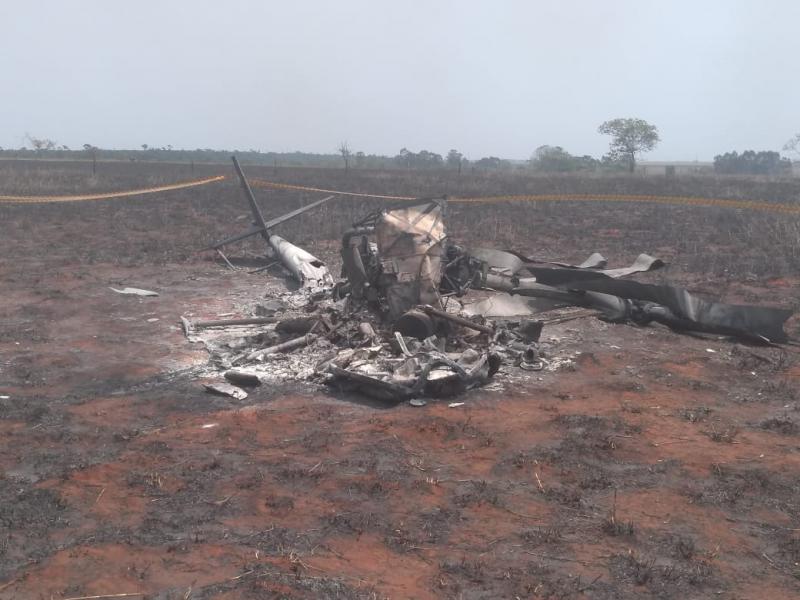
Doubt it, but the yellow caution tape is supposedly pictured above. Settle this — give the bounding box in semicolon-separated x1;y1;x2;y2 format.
451;193;800;214
251;178;800;215
0;175;226;204
3;173;798;216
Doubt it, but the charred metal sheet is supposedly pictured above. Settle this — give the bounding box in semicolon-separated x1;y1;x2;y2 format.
571;279;791;343
525;252;608;270
340;227;375;299
376;200;446;320
522;253;665;285
572;253;607;269
514;278;791;343
326;348;499;402
599;254;666;278
327;364;413;402
462;293;563;318
468;248;525;275
203;382;248;400
511;251;663;276
340;199;447;321
443;249;664;297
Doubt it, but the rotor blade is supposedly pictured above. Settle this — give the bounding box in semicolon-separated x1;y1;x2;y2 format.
262;195;336;230
203;195;337;251
232;155;270;240
204;224;266;251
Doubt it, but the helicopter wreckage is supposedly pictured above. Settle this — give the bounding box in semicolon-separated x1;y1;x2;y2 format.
185;158;793;403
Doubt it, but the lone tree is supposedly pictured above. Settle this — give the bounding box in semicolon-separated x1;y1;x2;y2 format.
26;134;56;156
598;118;660;172
446;149;464;172
338;141;352;173
83;143;99;175
783;133;800;158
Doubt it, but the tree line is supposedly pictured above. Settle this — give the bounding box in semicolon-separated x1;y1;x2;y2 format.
3;121;797;176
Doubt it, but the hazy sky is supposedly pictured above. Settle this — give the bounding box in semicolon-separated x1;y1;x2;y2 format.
2;1;797;161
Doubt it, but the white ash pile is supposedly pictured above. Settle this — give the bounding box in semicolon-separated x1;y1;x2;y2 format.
184;285;537;403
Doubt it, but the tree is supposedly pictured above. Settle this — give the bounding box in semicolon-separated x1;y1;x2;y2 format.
397;147;412;168
713;150;791;175
338;141;351;172
83;143;99;175
26;133;56;156
473;156;510;170
446;149;463;172
141;144;149;151
783;133;800;158
393;148;443;169
597;118;660;172
416;150;443;168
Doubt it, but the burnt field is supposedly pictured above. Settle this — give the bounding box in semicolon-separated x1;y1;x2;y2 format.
1;159;800;599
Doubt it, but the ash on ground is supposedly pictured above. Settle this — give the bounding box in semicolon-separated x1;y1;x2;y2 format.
186;279;577;404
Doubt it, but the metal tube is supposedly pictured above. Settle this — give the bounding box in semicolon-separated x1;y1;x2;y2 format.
417;304;494;334
241;333;318;363
194;317;278;328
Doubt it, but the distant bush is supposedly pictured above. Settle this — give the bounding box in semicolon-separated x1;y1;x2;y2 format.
530;145;598;172
713;150;791;175
473;156;511;170
393;148;444;169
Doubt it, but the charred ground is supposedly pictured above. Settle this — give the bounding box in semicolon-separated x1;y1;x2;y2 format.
1;160;799;599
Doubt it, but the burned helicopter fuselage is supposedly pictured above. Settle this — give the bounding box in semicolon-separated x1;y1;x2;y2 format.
340;198;448;326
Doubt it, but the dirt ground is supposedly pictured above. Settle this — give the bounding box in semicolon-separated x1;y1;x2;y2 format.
1;161;799;599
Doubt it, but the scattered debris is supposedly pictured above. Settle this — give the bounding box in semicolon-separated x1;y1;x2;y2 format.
254;298;286;316
197;316;278;329
110;287;158;297
224;369;261;387
234;333;318;365
203;382;248;400
191;169;794;404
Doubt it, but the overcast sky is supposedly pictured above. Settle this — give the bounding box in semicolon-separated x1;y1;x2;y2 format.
1;1;797;161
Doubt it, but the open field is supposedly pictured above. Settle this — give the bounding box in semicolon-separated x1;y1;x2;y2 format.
1;160;800;599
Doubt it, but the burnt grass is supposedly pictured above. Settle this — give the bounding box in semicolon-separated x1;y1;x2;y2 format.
1;161;800;597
